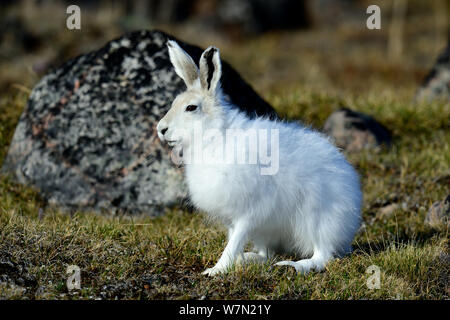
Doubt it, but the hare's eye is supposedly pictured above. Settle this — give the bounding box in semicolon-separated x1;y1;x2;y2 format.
185;105;198;112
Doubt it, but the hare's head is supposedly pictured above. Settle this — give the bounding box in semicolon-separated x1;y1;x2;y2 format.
157;40;224;148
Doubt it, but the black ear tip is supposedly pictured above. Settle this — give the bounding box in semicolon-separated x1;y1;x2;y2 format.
204;47;219;61
211;47;219;56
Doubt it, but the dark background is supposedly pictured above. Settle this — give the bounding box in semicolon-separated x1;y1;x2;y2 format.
0;0;448;96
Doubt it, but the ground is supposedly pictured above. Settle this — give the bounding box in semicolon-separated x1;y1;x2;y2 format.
0;0;448;299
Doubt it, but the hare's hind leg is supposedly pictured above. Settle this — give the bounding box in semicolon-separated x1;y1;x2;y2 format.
275;249;332;274
234;239;273;265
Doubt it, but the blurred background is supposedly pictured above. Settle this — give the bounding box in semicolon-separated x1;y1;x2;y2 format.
0;0;448;99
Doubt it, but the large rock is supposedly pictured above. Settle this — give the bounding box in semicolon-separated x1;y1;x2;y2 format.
323;108;391;152
416;42;450;102
2;30;277;214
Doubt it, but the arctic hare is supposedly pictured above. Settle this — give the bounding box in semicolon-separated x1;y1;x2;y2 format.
157;40;362;276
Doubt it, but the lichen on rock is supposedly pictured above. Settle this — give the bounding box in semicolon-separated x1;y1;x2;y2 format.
2;30;277;215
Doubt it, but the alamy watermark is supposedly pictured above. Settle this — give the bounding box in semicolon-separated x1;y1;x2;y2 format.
66;5;81;30
167;121;279;175
66;265;81;290
366;264;381;289
66;4;381;31
366;5;381;30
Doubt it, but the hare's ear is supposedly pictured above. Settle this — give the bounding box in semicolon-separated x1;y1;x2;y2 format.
167;40;199;87
199;46;222;94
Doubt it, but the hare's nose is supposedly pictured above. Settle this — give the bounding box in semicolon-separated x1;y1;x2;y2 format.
160;127;168;135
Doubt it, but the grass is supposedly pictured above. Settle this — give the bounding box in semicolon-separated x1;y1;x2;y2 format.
0;0;449;299
0;201;447;300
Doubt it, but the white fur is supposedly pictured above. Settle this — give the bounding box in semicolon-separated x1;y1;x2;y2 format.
157;41;362;276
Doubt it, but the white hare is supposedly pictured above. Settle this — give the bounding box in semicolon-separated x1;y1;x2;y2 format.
157;40;362;276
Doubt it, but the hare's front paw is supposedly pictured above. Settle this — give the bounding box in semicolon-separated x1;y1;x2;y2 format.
275;255;329;274
202;265;227;276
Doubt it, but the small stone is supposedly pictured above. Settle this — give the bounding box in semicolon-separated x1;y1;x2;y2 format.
323;108;391;152
425;195;450;228
377;203;399;220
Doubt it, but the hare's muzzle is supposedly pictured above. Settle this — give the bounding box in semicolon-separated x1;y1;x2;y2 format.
156;120;168;142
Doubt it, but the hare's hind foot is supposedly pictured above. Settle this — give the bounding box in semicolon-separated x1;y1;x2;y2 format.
275;250;332;274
